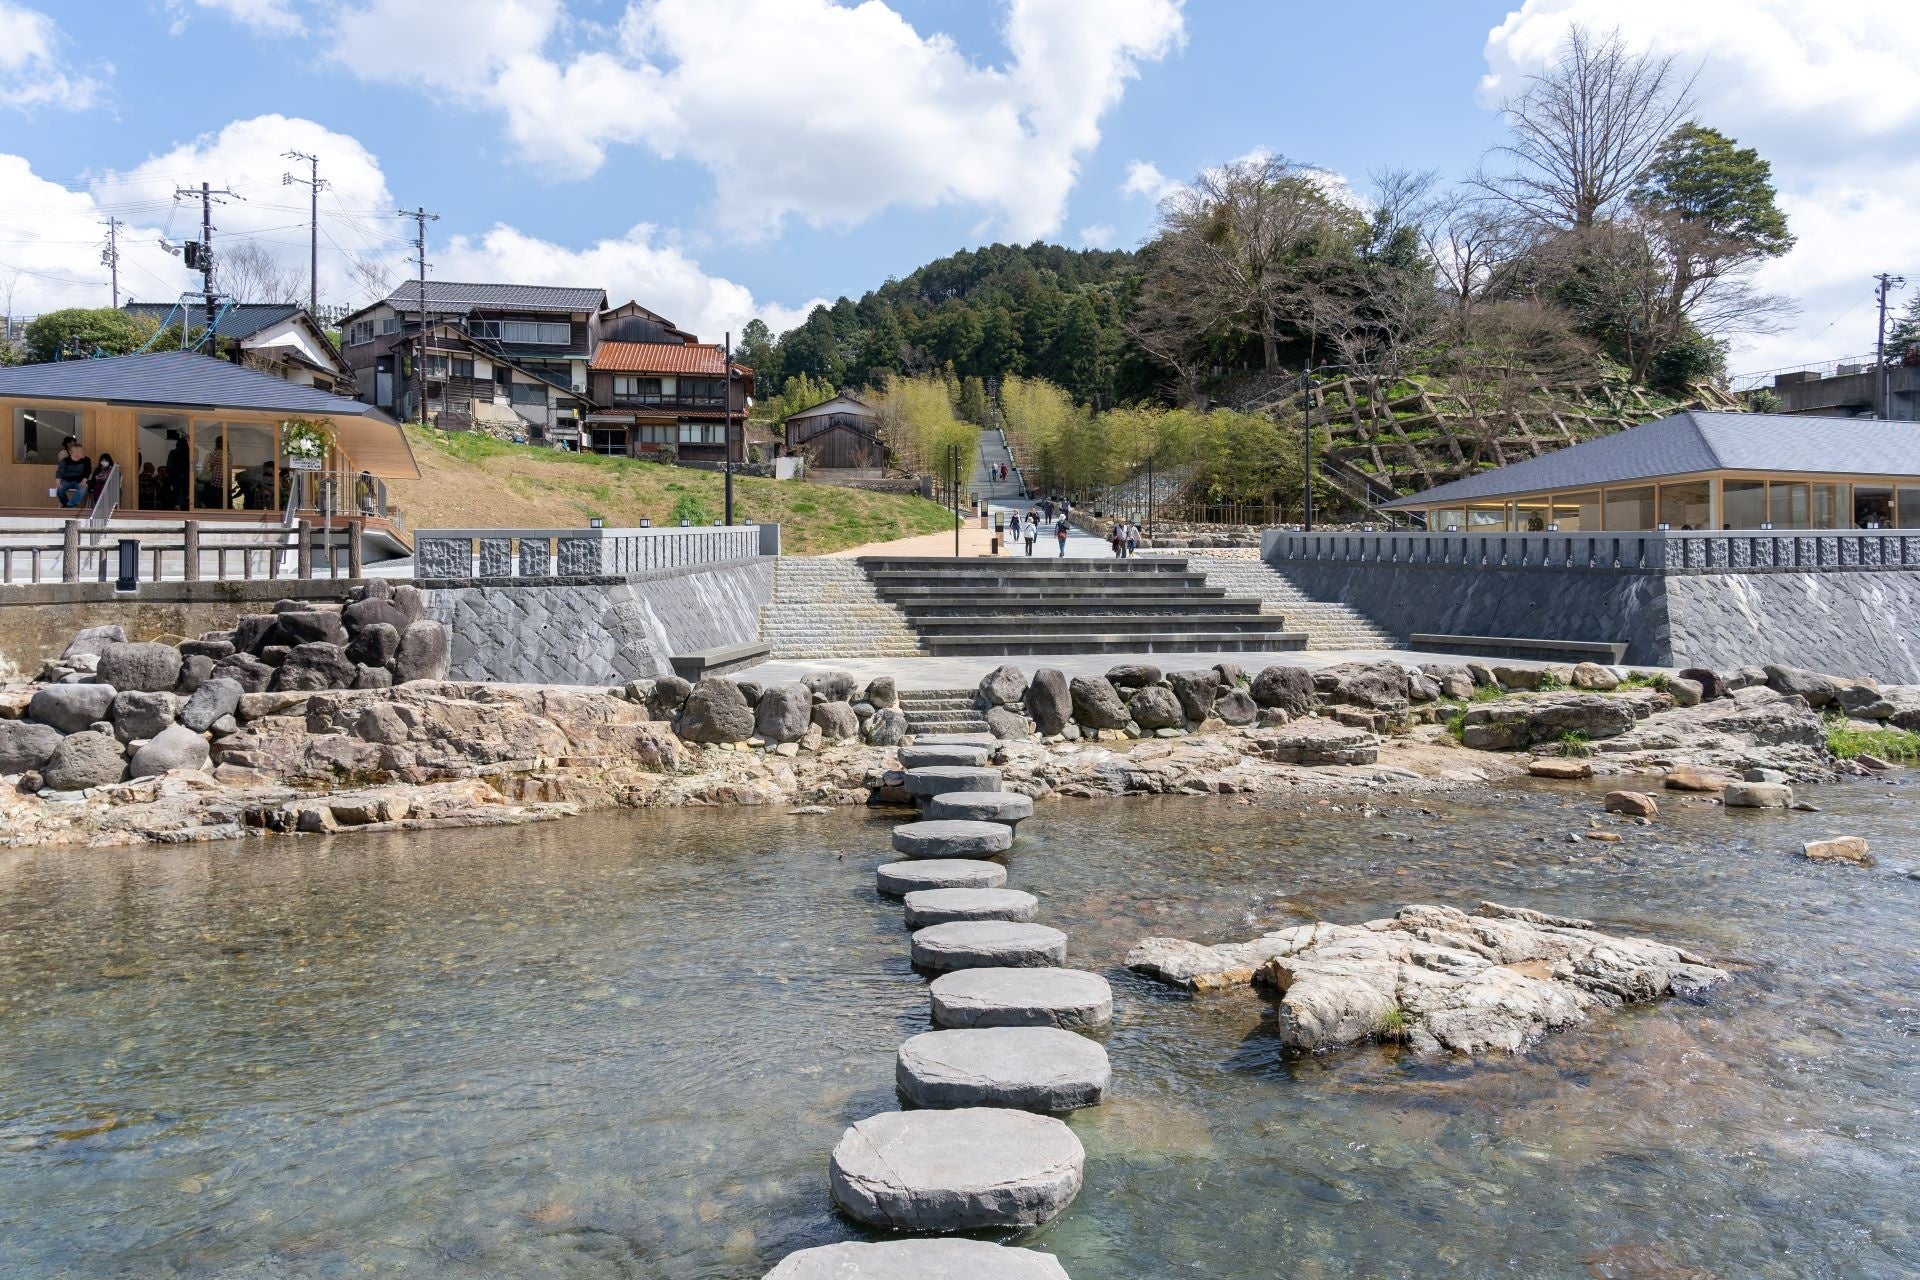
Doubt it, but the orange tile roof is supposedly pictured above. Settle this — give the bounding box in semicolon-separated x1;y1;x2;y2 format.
590;341;726;374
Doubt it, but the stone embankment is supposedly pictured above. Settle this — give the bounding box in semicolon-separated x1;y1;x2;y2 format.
1127;901;1731;1056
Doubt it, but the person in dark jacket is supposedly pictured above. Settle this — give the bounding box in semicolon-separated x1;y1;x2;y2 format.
53;438;91;508
87;452;116;504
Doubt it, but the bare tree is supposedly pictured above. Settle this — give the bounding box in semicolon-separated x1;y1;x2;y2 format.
347;254;397;308
217;240;304;304
1420;192;1535;324
1478;25;1697;230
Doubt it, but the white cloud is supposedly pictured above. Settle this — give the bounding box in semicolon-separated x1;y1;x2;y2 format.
1077;223;1120;248
1121;159;1182;203
0;1;106;111
1482;0;1920;372
319;0;1184;241
174;0;306;35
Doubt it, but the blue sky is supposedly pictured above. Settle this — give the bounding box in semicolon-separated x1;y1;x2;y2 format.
2;0;1915;374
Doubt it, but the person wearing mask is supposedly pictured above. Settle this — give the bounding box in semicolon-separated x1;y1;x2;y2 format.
53;437;91;508
87;452;116;506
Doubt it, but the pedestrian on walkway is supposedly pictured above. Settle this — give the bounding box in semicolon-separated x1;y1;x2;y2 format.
1127;520;1140;557
1022;511;1038;556
1108;520;1123;558
1055;515;1069;557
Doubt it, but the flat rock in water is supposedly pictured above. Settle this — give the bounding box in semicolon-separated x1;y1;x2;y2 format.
925;790;1034;827
827;1107;1084;1230
912;920;1067;971
876;859;1008;896
904;766;1004;798
903;887;1039;928
911;732;996;747
891;819;1013;859
763;1239;1070;1279
898;744;991;770
930;967;1114;1030
896;1027;1108;1113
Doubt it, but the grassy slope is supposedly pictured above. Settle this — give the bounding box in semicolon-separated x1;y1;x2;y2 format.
387;427;954;555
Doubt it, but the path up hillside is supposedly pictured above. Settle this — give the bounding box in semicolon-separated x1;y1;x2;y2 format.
972;429;1025;503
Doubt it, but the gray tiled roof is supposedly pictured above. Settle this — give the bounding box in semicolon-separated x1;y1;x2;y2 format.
0;351;382;416
376;281;607;314
120;301;301;342
1382;411;1920;508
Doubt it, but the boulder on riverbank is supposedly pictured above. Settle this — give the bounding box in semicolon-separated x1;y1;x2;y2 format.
1128;901;1730;1056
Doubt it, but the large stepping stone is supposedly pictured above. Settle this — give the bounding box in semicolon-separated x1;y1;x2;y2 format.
925;790;1034;827
911;920;1067;971
903;887;1039;928
891;819;1011;859
904;766;1003;799
930;967;1114;1031
899;744;991;770
828;1107;1084;1230
912;732;996;747
764;1239;1069;1279
875;859;1007;896
896;1027;1110;1112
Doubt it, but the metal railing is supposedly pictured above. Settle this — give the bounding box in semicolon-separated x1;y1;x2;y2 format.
85;464;121;527
1262;528;1920;576
413;523;769;581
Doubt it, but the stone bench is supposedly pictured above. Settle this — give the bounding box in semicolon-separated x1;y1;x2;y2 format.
1408;633;1628;664
668;641;771;680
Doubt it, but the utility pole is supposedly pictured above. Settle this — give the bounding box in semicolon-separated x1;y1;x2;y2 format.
1875;273;1907;421
99;217;122;308
1301;362;1315;532
174;182;236;348
723;330;735;525
282;151;325;314
397;206;439;425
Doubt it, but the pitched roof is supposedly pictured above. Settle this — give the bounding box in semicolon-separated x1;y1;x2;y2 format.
0;351;385;416
375;280;606;315
121;301;301;342
784;392;875;421
1382;411;1920;508
590;341;727;375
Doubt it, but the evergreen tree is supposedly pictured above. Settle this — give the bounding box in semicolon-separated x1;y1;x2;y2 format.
23;308;144;363
1886;292;1920;359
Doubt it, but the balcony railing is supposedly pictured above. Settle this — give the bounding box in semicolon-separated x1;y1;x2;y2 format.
1262;528;1920;575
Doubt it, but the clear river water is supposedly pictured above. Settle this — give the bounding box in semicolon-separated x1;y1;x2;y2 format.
2;778;1917;1279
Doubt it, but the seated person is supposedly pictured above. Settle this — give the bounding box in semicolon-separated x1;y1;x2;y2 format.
53;438;91;508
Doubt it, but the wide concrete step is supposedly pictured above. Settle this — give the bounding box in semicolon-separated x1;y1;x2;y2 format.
860;557;1191;574
875;583;1223;600
905;613;1294;637
893;598;1263;620
923;631;1309;656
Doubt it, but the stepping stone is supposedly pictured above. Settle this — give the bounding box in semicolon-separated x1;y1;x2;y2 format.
930;967;1114;1031
897;1027;1110;1113
904;766;1003;799
891;819;1012;859
764;1239;1070;1279
875;859;1007;896
899;744;991;770
926;790;1033;827
828;1107;1084;1230
911;920;1067;971
912;732;996;747
903;887;1039;928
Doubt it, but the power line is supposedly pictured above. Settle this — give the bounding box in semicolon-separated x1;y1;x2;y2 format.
100;216;122;307
282;150;326;315
397;205;439;425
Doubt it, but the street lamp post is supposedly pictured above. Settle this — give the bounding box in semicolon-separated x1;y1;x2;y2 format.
723;330;735;525
1301;361;1315;532
950;444;962;557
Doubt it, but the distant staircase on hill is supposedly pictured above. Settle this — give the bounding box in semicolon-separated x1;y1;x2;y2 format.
972;429;1025;503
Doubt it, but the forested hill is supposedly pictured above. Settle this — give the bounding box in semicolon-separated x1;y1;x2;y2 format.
735;241;1160;409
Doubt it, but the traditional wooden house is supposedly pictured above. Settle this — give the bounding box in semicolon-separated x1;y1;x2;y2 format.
120;302;353;393
782;393;884;469
583;306;752;463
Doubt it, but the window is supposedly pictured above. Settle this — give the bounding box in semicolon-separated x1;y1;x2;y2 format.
422;354;451;377
1722;480;1766;529
1809;482;1846;530
1603;486;1656;531
508;382;548;406
376;317;400;335
1466;505;1509;532
1658;481;1711;530
1433;507;1466;532
613;376;663;400
1513;498;1551;531
679;422;724;445
13;405;83;464
1553;491;1602;531
1854;484;1893;528
472;319;570;345
451;357;475;380
1769;482;1809;528
346;321;374;345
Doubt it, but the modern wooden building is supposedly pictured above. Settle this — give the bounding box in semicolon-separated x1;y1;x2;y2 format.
1383;411;1920;533
782;392;884;469
0;351;417;519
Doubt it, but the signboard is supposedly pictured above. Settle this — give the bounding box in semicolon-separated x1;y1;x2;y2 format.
285;456;323;471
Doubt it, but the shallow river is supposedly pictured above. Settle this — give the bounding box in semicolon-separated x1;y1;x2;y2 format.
3;779;1917;1279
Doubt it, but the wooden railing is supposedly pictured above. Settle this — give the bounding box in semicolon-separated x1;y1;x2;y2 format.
1262;528;1920;575
0;519;364;586
414;523;774;581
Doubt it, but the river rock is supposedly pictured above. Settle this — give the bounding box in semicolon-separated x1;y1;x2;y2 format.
1127;685;1183;731
1527;758;1592;779
904;887;1040;928
1603;790;1658;818
912;921;1067;971
891;819;1013;859
1027;669;1072;735
392;621;449;683
925;791;1033;827
828;1107;1083;1230
274;610;348;647
0;720;64;774
1572;662;1621;691
96;642;182;693
979;664;1029;708
1422;663;1477;700
40;730;126;790
982;705;1029;740
1249;664;1315;715
272;643;356;691
61;623;125;660
899;744;990;769
678;678;755;743
128;724;211;778
1763;664;1839;707
1663;764;1730;792
209;653;274;694
342;597;409;634
27;682;118;733
345;622;402;669
930;967;1114;1030
867;707;908;746
174;653;213;696
802;669;859;703
1801;836;1872;866
763;1240;1070;1280
352;666;394;691
1105;663;1161;690
1677;666;1727;700
1665;676;1704;707
110;690;181;742
1069;677;1128;730
231;614;277;654
1458;694;1638;751
811;700;860;742
1245;720;1378;766
1168;668;1220;721
1724;780;1793;808
753;684;810;744
1213;687;1258;726
862;675;898;709
903;765;1004;798
1317;660;1410;711
876;859;1008;895
896;1027;1109;1112
647;675;692;720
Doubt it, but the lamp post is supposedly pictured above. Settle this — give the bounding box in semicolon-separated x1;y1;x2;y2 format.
723;330;735;525
1301;361;1315;532
950;443;962;557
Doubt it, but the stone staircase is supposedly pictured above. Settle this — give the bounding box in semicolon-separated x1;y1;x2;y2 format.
896;688;990;735
1184;555;1399;650
972;429;1025;504
758;558;928;659
859;556;1306;656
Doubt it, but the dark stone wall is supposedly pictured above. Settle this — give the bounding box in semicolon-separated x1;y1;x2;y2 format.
1665;571;1920;681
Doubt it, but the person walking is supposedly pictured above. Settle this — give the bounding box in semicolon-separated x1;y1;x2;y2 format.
1108;520;1123;558
1126;520;1140;557
1022;511;1038;556
53;437;91;508
1055;514;1069;558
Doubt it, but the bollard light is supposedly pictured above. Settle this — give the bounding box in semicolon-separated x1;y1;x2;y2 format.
680;519;691;527
1656;522;1671;531
1546;522;1560;531
589;516;605;529
639;517;651;528
1760;522;1774;530
115;538;139;592
1445;524;1459;533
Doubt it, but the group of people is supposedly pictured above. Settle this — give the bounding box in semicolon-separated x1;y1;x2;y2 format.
1011;506;1072;557
52;437;115;510
1108;519;1142;558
